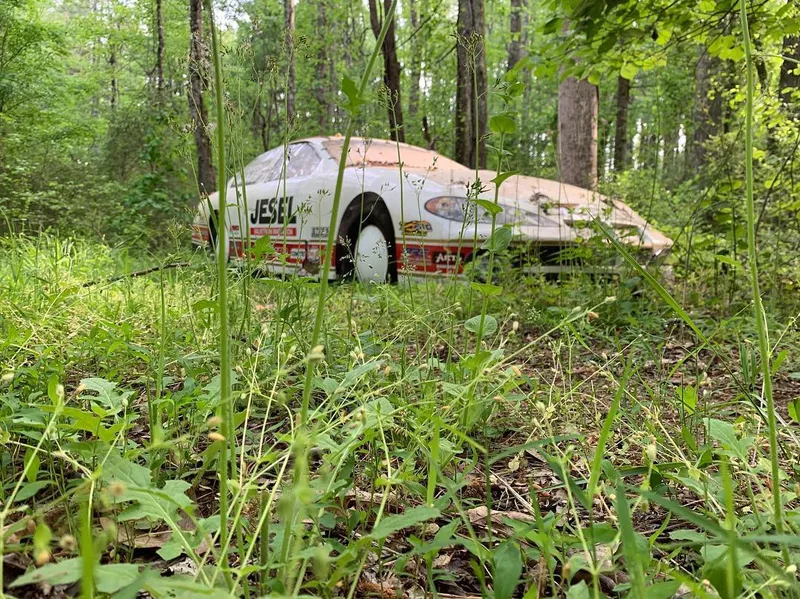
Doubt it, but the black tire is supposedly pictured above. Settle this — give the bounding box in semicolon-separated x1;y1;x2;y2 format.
207;210;230;263
336;194;398;283
464;250;508;284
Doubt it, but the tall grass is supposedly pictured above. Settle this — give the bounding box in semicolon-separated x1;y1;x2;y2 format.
205;0;235;588
739;0;787;562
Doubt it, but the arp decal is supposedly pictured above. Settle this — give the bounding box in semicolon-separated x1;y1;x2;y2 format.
250;197;297;225
431;250;459;270
402;220;432;236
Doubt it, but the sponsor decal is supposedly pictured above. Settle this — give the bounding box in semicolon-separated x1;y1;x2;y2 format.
402;220;432;236
250;197;297;225
431;250;459;270
402;246;427;266
251;226;297;236
311;226;329;238
191;224;210;243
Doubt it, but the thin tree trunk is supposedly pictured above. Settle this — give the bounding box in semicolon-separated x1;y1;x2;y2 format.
284;0;295;123
455;0;487;169
407;0;421;138
156;0;165;95
188;0;215;194
692;48;724;170
613;75;630;172
368;0;404;142
662;124;679;183
507;0;525;71
558;75;598;189
598;118;610;180
315;0;329;131
779;35;800;115
109;48;117;110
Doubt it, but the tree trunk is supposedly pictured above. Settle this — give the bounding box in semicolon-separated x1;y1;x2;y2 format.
558;75;598;189
315;0;329;131
779;35;800;115
368;0;404;142
284;0;295;123
455;0;487;169
507;0;526;71
407;0;422;138
109;48;117;110
155;0;165;95
662;124;679;183
692;48;724;170
613;76;630;172
188;0;215;195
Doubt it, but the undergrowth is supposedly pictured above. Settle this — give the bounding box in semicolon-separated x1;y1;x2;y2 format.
0;232;799;598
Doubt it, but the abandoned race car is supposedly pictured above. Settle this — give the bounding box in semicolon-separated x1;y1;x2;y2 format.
192;136;672;283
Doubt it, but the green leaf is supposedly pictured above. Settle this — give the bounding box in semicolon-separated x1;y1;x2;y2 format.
542;17;562;34
250;235;276;261
24;447;40;483
493;541;522;599
788;398;800;424
677;385;697;415
95;563;141;594
79;378;131;412
707;419;752;461
465;315;498;335
470;282;502;296
12;559;143;594
481;227;513;252
614;474;646;597
714;254;743;270
669;529;708;543
698;0;715;12
587;71;601;85
191;299;218;314
489;114;516;135
644;581;682;599
620;63;639;80
15;480;52;503
101;455;193;523
474;199;503;217
566;581;590;599
11;557;83;588
490;171;519;187
340;75;364;113
102;453;151;488
369;506;440;540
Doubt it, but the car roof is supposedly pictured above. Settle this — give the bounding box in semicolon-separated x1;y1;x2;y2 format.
299;136;470;173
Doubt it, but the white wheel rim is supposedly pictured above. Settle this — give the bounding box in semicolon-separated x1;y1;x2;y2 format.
354;225;389;283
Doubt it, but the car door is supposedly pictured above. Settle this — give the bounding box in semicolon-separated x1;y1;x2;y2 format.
239;142;325;267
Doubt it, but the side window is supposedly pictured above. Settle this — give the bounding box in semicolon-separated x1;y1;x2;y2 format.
284;143;320;179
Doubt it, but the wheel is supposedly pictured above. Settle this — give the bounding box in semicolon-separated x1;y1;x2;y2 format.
354;225;390;283
336;195;398;284
208;210;231;263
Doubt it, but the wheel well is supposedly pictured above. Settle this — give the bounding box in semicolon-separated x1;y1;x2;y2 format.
336;193;398;281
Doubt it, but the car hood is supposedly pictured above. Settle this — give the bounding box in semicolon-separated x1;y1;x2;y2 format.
403;166;672;252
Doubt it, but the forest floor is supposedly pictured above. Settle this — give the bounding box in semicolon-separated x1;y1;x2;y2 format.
1;238;799;598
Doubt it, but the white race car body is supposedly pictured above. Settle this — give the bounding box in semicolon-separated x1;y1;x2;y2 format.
192;137;672;281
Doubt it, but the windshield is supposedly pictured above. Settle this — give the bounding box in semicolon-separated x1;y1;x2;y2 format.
230;143;320;187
